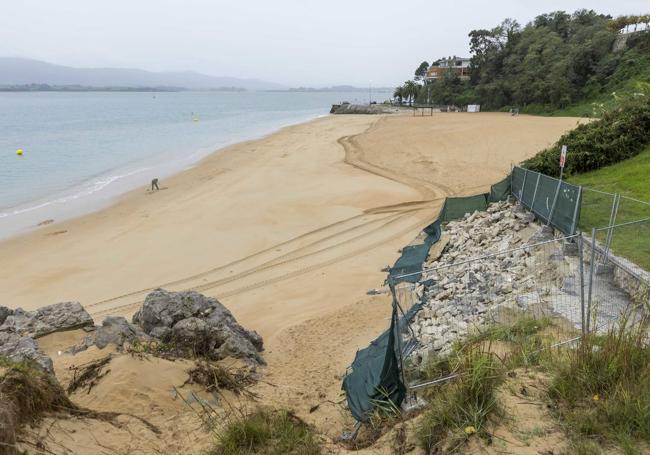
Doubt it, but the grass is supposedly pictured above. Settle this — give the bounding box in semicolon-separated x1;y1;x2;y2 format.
209;409;322;455
0;357;75;447
416;344;504;453
548;316;650;450
520;96;617;118
464;316;559;369
569;145;650;269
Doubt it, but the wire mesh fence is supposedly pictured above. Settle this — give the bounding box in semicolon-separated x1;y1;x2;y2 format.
585;219;650;335
389;226;650;391
391;233;585;387
579;188;650;270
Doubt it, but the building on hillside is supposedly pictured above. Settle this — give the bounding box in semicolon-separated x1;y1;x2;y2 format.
425;57;471;82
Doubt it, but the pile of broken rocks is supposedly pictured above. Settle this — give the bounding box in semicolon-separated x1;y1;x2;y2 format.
410;200;560;359
0;288;264;375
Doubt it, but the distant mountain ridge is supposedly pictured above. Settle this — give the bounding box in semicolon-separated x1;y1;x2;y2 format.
0;58;286;91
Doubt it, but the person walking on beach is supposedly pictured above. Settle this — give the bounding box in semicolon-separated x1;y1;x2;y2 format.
151;178;160;191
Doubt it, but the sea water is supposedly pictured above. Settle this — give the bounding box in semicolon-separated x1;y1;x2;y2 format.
0;90;382;239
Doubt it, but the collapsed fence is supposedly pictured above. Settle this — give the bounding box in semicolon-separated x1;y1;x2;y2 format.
342;166;650;425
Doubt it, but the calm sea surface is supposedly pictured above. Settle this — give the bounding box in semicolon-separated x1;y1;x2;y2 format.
0;90;382;238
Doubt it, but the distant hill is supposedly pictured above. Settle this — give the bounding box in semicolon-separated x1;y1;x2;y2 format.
0;58;286;91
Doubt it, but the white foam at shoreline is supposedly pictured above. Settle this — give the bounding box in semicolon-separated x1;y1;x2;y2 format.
0;109;328;240
0;166;152;219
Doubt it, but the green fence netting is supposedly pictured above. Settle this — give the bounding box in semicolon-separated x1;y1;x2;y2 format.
342;304;406;422
440;194;489;222
388;219;442;284
489;175;512;203
511;166;581;235
345;174;514;423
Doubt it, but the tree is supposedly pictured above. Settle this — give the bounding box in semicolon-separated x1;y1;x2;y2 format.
403;80;419;106
393;86;404;104
414;61;430;81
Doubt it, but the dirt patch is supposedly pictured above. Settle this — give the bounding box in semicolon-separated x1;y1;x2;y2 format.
465;370;567;454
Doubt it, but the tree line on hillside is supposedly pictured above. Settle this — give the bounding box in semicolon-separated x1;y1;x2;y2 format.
394;10;650;112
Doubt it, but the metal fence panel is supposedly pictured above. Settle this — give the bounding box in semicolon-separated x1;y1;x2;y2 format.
511;166;582;235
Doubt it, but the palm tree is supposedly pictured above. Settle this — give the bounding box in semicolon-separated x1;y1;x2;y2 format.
403;80;419;106
393;86;404;105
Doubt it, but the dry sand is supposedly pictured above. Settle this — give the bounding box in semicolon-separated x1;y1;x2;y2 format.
0;112;582;453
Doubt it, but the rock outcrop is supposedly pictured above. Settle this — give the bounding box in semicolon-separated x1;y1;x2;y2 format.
0;302;95;373
0;331;53;373
94;316;150;349
0;306;12;325
0;302;94;338
132;289;264;364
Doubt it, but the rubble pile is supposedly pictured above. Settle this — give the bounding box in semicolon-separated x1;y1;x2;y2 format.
411;201;560;358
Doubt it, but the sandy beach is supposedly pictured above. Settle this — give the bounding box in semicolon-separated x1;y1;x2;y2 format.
1;112;582;452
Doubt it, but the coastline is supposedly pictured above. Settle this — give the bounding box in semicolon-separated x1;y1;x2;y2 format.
0;111;583;452
0;112;582;321
0;109;330;240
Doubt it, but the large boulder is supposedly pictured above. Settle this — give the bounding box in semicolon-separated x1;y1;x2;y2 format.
0;332;53;373
0;302;94;338
0;306;12;325
94;316;150;349
133;289;264;364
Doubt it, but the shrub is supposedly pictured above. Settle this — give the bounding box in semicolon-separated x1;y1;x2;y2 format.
210;409;322;455
523;97;650;176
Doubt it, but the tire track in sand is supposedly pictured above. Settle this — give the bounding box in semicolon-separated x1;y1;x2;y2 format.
92;210;432;317
90;117;452;317
88;200;438;316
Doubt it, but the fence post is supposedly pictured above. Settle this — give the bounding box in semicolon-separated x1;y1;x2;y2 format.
530;173;541;212
520;168;528;204
602;193;620;265
570;186;582;235
586;228;598;334
547;173;563;227
388;280;408;389
578;234;586;335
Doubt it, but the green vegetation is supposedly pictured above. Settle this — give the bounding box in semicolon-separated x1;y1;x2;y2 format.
524;96;650;177
465;316;559;369
410;309;650;453
569;145;650;207
397;10;650;114
568;145;650;269
416;345;504;453
0;358;83;450
549;318;650;451
210;409;322;455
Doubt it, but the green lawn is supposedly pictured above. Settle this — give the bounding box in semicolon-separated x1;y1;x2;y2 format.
568;146;650;270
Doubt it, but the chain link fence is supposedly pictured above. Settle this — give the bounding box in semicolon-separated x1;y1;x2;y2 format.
580;188;650;270
585;218;650;332
389;225;650;392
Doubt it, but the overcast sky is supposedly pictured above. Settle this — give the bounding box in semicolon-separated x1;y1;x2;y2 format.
1;0;648;87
